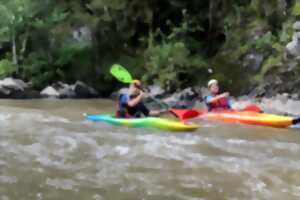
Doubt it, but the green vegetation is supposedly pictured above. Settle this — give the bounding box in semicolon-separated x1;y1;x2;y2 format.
0;0;298;95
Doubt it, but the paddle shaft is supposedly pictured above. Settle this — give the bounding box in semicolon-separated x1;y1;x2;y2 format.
292;116;300;124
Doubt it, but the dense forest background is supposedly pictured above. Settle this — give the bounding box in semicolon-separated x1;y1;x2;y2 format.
0;0;299;96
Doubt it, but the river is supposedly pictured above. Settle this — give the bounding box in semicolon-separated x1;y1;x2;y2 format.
0;99;299;200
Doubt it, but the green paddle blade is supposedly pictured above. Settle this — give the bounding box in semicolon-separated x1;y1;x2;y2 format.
110;64;133;83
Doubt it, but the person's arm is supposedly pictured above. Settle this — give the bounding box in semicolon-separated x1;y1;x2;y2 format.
127;92;144;107
206;92;229;104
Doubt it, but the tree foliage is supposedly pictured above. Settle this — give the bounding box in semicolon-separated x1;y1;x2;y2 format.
0;0;296;94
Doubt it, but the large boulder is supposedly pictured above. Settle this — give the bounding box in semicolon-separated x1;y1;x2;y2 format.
40;82;73;98
40;86;60;98
73;81;99;98
242;52;264;72
293;21;300;31
53;82;76;98
286;38;300;59
147;85;165;98
72;26;92;43
286;21;300;59
162;87;202;109
0;78;30;98
41;81;99;98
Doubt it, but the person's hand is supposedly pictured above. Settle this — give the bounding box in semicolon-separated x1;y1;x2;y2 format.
220;92;229;98
139;91;145;98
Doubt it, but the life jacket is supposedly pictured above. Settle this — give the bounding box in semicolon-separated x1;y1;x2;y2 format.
206;96;231;111
116;94;130;118
116;93;146;118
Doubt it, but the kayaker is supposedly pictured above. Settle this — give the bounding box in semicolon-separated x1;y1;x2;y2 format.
117;80;166;118
204;79;232;111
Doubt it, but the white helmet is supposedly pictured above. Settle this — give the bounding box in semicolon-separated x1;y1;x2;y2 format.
208;79;218;88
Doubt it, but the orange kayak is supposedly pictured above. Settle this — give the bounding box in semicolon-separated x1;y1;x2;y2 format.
200;110;300;128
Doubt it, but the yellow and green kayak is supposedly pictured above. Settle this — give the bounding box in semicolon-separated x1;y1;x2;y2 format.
83;114;199;132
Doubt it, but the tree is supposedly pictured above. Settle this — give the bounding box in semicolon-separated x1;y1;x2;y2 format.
0;0;36;69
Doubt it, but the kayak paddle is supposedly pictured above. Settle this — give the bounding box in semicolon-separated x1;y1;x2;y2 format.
110;64;133;83
293;116;300;124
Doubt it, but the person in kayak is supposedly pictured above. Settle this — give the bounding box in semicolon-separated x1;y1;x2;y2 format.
204;79;232;111
117;80;166;118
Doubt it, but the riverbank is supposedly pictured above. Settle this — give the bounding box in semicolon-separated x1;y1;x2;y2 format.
0;78;99;99
1;77;300;117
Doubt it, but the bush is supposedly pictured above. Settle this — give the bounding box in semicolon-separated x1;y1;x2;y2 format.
143;40;208;91
0;59;17;78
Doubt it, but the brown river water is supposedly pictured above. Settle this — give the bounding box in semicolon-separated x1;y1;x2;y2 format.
0;99;299;200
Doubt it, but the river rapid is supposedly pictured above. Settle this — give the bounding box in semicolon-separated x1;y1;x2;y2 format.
0;99;299;200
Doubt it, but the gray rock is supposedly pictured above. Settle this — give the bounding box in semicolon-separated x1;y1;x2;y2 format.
286;30;300;59
161;87;201;109
72;26;92;43
162;96;178;108
53;82;76;98
260;96;300;116
243;52;264;72
40;86;60;98
0;86;11;96
199;87;210;99
41;82;75;98
0;78;29;98
293;21;300;31
292;31;300;41
178;87;201;101
286;39;300;58
147;85;165;98
0;78;27;91
291;93;299;100
73;81;99;98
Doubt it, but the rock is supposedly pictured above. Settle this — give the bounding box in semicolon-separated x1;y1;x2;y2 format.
243;52;264;72
200;87;210;99
0;87;10;97
41;82;75;98
0;78;29;98
73;81;98;98
162;95;178;108
161;87;201;109
53;82;76;98
41;81;100;99
72;26;92;43
260;96;300;116
293;21;300;31
286;39;300;59
291;93;299;100
147;85;165;98
286;27;300;59
0;78;27;91
276;93;289;104
40;86;60;98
